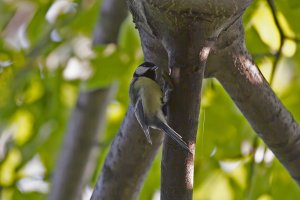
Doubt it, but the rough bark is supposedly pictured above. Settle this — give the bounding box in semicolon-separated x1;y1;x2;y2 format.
208;18;300;184
161;67;202;200
48;0;128;199
90;106;163;200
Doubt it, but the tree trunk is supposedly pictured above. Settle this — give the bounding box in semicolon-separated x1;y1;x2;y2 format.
48;0;127;199
126;0;252;199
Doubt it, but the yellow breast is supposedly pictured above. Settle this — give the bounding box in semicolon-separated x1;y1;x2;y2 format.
134;77;163;116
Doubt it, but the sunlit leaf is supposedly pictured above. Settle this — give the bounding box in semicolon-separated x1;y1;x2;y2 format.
11;110;34;146
0;148;22;186
251;1;280;51
84;45;130;89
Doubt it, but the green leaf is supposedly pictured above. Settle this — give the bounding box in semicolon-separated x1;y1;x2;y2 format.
26;6;51;45
67;0;101;35
12;189;46;200
84;45;130;89
119;17;141;58
0;1;14;31
276;0;300;35
245;26;270;55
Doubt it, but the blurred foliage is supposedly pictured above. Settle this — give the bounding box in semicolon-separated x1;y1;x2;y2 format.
0;0;300;199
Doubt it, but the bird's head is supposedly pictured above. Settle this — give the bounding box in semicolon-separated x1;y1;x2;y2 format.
133;62;158;80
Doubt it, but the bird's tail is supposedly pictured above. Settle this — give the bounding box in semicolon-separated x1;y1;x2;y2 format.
158;121;191;153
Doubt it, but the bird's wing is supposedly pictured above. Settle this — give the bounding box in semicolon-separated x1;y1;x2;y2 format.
134;98;152;144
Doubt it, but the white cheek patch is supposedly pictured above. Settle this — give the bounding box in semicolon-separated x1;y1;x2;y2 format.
135;66;149;75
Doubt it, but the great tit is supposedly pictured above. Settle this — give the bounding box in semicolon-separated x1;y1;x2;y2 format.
129;62;190;152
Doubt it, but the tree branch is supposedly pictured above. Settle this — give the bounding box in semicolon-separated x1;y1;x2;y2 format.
49;0;128;199
160;26;213;200
266;0;285;85
208;18;300;185
161;66;203;200
92;0;128;45
90;106;163;200
266;0;300;84
91;28;167;200
48;87;116;200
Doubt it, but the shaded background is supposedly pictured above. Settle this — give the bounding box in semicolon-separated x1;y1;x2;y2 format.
1;0;300;199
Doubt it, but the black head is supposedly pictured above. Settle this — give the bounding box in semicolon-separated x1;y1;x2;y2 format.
133;62;158;80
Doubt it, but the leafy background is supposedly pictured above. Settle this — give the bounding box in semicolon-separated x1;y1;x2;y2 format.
0;0;300;199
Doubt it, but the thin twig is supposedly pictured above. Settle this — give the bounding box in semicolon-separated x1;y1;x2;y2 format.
266;0;300;85
266;0;285;85
246;136;258;200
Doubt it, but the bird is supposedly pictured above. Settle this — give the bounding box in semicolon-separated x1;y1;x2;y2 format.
129;62;190;152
